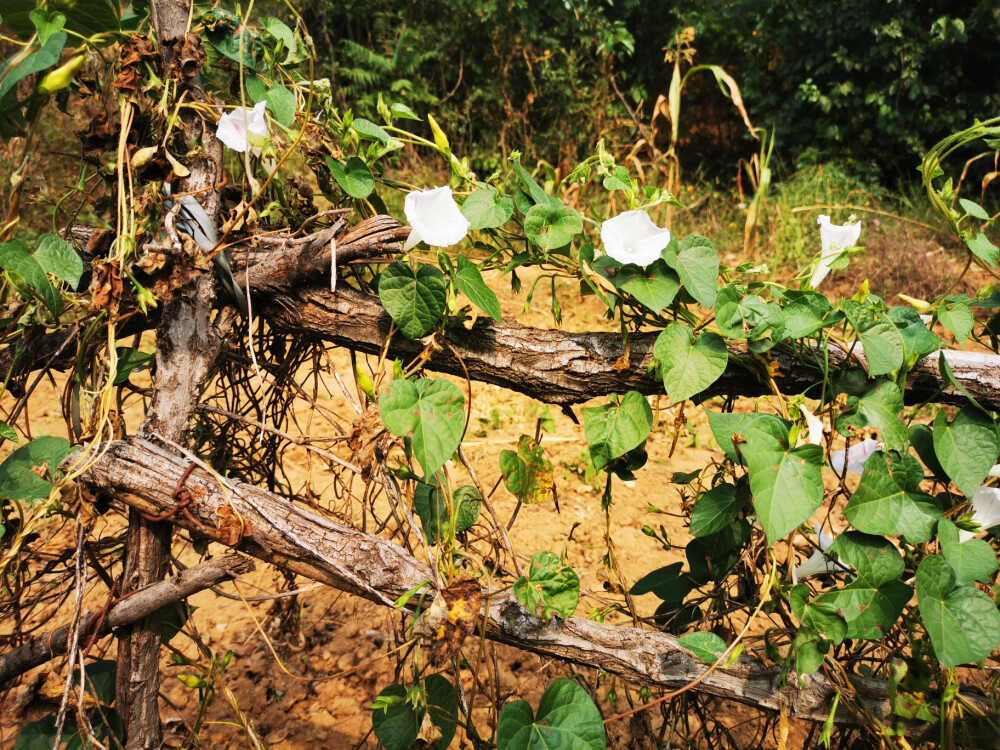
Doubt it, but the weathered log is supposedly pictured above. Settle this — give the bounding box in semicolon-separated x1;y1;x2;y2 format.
237;214;409;296
261;283;1000;410
38;218;1000;412
74;438;985;733
0;554;254;686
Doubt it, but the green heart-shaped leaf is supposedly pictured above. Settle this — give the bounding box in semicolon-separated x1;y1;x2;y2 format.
583;391;652;471
326;156;375;199
742;426;824;542
678;632;729;664
461;186;514;230
938;519;999;585
665;234;718;308
512;551;580;620
378;263;447;339
857;318;904;376
497;678;605;750
523;204;583;249
378;378;465;477
916;555;1000;666
933;407;1000;500
653;324;728;405
454;255;501;321
34;234;83;289
815;532;910;639
845;451;941;543
0;435;75;504
938;300;974;344
689;483;741;538
612;260;679;313
263;83;296;126
705;411;790;464
835;380;908;451
0;239;61;316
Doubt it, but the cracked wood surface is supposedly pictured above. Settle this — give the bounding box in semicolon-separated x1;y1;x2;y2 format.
117;0;226;734
76;438;970;734
262;283;1000;410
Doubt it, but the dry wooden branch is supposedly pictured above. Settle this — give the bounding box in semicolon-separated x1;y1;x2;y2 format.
74;438;982;734
261;283;1000;410
236;214;409;296
40;219;1000;412
0;555;254;687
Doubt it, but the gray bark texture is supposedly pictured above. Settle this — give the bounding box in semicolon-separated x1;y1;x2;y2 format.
260;282;1000;410
116;0;231;740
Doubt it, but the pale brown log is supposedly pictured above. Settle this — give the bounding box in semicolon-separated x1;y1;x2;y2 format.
75;438;983;734
82;440;433;603
0;555;254;686
237;214;409;296
258;283;1000;410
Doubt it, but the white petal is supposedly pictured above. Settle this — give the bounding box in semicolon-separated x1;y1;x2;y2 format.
820;215;862;255
987;464;1000;478
963;486;1000;539
246;101;269;137
793;526;854;581
800;404;825;446
404;187;470;248
600;210;671;268
403;227;422;252
216;103;271;153
830;438;881;475
810;215;861;289
814;524;836;552
216;111;249;152
793;549;832;582
809;262;833;290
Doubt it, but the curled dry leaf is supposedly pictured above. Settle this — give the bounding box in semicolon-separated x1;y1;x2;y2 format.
414;576;484;664
349;405;385;478
216;506;252;546
88;259;124;312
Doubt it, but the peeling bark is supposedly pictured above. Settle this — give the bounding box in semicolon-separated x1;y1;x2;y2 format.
39;218;1000;412
117;0;227;739
117;276;225;749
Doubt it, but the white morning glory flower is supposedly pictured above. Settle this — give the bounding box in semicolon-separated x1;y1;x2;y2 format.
216;102;269;153
799;403;825;447
793;525;854;583
809;214;862;289
958;486;1000;542
830;438;881;476
600;209;672;268
403;186;470;251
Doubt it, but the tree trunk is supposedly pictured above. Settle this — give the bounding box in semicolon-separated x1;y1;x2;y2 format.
115;0;227;742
